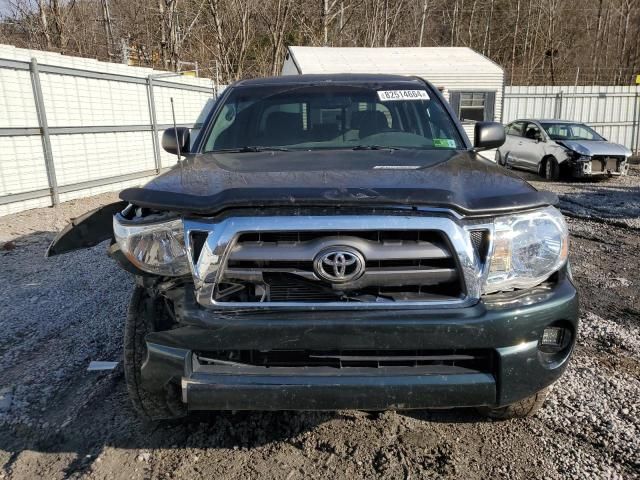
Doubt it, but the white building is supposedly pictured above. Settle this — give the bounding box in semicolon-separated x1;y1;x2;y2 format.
282;46;505;143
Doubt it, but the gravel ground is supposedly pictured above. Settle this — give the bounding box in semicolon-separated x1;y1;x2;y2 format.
0;168;639;479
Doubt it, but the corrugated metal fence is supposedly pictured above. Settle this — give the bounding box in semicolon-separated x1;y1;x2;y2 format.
2;49;640;217
503;85;640;154
0;46;216;216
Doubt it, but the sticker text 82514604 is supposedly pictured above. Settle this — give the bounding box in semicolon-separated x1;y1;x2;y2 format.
377;90;430;102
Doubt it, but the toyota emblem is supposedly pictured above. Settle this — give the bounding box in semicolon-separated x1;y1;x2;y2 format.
313;247;365;283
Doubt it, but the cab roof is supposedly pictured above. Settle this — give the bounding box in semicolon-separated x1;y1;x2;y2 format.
513;119;581;124
233;73;426;87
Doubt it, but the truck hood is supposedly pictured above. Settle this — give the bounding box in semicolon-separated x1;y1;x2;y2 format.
556;140;631;157
120;149;557;216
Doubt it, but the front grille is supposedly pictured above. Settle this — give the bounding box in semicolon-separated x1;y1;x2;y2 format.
215;229;463;304
195;349;495;372
184;214;484;309
591;155;623;172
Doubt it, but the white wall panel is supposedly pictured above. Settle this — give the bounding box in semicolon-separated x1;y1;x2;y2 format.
50;131;157;186
40;74;151;127
0;196;52;217
153;85;213;125
0;44;214;216
58;175;157;203
0;136;49;195
0;68;38;128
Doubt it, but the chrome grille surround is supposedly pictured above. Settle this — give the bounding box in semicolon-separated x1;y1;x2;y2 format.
183;214;493;310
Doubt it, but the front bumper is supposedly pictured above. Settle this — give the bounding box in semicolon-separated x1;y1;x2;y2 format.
571;157;629;177
142;278;578;411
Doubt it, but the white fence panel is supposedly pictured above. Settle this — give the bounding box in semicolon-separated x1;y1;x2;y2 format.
40;74;151;127
0;66;39;128
0;44;216;217
50;131;157;186
0;136;51;195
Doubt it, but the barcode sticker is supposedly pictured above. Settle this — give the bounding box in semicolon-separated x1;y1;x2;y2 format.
377;90;430;101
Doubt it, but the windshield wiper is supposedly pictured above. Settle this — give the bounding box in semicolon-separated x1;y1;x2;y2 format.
352;145;402;151
212;146;290;153
241;146;290;152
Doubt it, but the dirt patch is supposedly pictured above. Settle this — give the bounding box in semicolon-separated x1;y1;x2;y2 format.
1;171;639;479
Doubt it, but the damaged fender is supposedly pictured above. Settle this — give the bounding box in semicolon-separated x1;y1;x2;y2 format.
46;201;128;257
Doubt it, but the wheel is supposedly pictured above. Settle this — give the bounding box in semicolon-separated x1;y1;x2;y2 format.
495;150;506;166
124;286;185;421
477;386;551;420
504;153;513;169
543;158;560;181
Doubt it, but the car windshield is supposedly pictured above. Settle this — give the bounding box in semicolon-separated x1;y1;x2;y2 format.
540;122;604;141
202;84;463;152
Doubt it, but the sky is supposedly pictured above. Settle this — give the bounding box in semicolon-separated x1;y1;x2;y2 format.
0;0;11;17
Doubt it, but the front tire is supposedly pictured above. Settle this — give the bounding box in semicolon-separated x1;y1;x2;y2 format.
543;157;560;181
477;386;550;420
495;150;506;166
124;287;185;421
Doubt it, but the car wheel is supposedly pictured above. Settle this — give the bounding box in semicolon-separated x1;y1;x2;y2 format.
477;386;551;420
544;158;560;181
496;150;506;166
504;153;514;169
124;286;185;421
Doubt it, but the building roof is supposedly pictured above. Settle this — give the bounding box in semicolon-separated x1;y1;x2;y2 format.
285;47;504;76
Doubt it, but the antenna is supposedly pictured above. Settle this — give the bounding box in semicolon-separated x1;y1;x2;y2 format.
214;61;220;99
170;97;182;166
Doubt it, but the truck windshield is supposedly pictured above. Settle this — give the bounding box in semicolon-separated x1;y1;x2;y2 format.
202;84;463;152
541;122;604;141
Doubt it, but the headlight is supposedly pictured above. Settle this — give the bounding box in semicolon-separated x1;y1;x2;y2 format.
113;215;190;276
484;207;568;294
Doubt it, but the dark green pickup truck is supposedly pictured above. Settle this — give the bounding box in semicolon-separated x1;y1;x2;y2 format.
48;74;577;421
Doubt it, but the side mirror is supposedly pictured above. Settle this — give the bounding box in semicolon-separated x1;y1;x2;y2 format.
474;121;506;150
162;127;190;156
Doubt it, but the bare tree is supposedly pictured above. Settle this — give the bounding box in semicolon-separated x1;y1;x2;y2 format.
481;0;494;56
100;0;114;56
418;0;428;47
260;0;293;75
510;0;521;85
2;0;640;85
37;0;52;48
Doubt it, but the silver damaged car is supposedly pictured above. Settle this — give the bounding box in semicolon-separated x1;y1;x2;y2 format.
496;119;631;180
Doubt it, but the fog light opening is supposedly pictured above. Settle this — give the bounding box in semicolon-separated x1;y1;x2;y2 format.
542;327;564;346
538;324;572;354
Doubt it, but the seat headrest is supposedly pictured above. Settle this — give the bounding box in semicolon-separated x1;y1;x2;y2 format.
358;111;390;138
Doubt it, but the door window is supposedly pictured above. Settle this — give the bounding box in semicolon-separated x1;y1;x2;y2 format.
523;122;542;141
506;122;525;136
